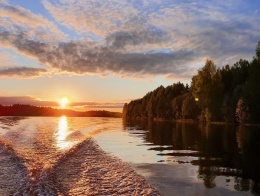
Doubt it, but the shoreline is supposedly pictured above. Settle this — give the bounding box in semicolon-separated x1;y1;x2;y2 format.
124;117;260;126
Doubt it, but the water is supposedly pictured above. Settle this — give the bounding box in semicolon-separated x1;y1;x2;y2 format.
0;117;260;195
95;119;260;196
0;116;119;170
0;116;125;195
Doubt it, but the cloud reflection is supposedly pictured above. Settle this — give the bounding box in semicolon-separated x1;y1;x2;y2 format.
55;116;76;150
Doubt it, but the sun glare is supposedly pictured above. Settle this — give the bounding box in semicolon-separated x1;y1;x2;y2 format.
56;116;76;150
59;97;69;108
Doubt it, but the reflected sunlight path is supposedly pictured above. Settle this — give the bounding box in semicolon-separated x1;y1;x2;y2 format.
56;116;77;150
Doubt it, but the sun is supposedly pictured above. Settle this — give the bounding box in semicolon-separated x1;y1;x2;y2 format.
59;97;69;108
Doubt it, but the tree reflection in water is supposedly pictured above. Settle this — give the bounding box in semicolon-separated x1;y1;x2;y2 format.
123;119;260;195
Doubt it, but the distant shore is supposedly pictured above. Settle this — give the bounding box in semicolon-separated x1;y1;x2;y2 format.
0;104;122;118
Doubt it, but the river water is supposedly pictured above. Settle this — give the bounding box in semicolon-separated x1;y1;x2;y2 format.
0;116;259;195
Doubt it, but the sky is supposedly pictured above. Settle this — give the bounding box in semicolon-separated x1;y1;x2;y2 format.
0;0;259;112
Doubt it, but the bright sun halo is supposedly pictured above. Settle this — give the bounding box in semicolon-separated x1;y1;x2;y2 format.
59;97;69;108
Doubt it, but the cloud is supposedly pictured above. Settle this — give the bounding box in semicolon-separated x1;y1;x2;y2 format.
0;1;65;41
0;31;197;78
0;66;47;78
43;0;260;69
0;47;48;78
105;28;169;50
189;20;260;65
0;96;57;106
149;0;260;66
43;0;138;37
1;0;260;80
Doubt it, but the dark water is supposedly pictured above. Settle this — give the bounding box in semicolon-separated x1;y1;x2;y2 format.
120;121;260;195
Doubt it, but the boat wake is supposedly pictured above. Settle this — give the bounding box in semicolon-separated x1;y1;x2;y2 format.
0;138;160;195
0;141;30;195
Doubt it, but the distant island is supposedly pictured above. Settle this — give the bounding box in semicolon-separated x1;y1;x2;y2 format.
123;42;260;124
0;104;122;118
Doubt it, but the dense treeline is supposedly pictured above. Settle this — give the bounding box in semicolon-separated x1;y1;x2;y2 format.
123;42;260;124
0;104;122;118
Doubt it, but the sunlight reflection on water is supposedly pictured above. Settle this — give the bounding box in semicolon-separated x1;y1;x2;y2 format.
55;116;77;150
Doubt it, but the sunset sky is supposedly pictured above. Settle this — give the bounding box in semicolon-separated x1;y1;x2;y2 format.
0;0;259;111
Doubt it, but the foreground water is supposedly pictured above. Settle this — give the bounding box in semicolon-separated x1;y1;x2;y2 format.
95;119;260;196
0;117;158;195
0;117;260;195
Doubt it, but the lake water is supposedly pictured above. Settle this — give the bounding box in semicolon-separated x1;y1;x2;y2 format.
0;117;259;195
95;119;260;196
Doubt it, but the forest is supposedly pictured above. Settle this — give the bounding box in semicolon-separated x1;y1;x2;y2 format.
123;42;260;124
0;104;122;118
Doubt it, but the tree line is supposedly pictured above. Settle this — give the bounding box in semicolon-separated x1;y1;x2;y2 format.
0;104;122;118
123;42;260;124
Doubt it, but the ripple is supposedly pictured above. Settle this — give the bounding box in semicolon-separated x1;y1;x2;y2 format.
50;139;160;195
0;141;29;196
0;117;160;195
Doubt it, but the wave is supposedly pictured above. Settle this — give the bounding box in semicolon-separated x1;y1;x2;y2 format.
0;140;30;196
1;138;160;195
48;138;160;195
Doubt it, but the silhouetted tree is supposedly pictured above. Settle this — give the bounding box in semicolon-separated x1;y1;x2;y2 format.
182;93;201;119
235;98;251;124
122;103;128;118
124;41;260;124
191;59;223;121
172;94;186;119
243;42;260;123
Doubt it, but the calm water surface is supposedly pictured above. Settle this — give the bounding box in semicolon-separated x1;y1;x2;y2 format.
95;119;260;196
0;117;260;195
